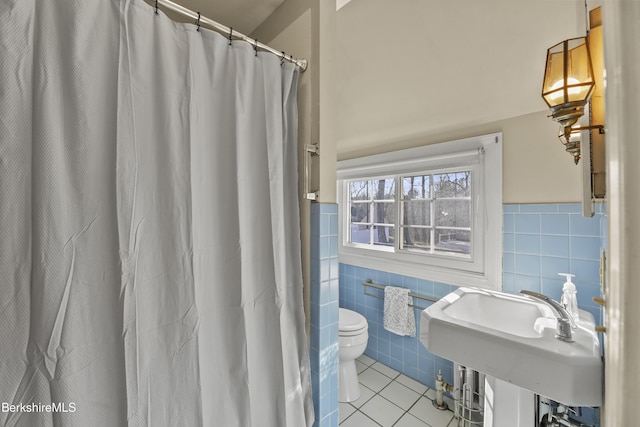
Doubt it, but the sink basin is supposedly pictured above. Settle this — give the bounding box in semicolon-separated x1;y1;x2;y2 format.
420;287;603;406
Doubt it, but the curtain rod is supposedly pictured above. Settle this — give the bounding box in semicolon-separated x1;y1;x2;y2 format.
154;0;308;72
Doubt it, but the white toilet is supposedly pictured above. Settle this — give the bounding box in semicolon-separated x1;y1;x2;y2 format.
338;307;369;402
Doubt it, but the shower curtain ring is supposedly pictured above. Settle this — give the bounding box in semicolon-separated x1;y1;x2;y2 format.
281;51;286;66
154;0;158;14
196;12;201;31
254;39;259;56
228;28;233;45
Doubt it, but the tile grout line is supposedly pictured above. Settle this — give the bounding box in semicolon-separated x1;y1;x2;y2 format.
341;359;454;426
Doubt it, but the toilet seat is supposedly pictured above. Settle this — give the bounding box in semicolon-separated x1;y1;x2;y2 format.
339;308;368;336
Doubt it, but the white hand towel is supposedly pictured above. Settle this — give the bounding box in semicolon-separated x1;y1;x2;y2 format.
383;286;416;337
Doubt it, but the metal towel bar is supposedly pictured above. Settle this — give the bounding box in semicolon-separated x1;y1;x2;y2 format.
362;279;438;311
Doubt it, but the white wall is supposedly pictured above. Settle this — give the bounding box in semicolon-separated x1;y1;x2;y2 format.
602;1;640;425
335;0;588;203
338;111;582;204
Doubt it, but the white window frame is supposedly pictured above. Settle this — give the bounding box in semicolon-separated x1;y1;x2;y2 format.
337;133;503;290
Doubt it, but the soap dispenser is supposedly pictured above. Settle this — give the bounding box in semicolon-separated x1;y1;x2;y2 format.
559;273;579;321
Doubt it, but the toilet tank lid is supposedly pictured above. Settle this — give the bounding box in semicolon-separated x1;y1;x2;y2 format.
339;308;367;332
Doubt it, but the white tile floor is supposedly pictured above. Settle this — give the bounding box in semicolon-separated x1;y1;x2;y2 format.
339;355;457;427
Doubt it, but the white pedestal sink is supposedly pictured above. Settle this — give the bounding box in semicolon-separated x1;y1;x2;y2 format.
483;376;535;427
419;287;603;407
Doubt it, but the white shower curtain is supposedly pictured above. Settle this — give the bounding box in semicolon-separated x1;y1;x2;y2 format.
0;0;314;426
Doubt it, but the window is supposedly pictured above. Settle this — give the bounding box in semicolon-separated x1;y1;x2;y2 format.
349;178;396;248
337;133;502;289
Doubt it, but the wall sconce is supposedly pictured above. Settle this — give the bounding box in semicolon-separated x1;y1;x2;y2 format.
541;37;598;164
542;6;605;217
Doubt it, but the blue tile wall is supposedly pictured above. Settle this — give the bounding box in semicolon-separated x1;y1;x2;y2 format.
338;202;605;426
338;264;455;389
310;204;339;427
503;203;605;325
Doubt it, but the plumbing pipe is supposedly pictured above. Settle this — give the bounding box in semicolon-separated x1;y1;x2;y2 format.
540;414;585;427
539;406;592;427
433;370;453;410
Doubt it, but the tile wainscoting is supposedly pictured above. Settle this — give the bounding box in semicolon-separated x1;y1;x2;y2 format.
310;203;340;427
503;203;606;325
338;263;455;389
336;203;604;427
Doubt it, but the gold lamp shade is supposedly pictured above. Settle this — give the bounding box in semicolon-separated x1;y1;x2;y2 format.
542;37;595;129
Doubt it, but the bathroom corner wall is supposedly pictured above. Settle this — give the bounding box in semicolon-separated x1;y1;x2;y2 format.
310;203;339;427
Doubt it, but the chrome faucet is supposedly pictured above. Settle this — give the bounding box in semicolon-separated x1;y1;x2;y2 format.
520;290;575;343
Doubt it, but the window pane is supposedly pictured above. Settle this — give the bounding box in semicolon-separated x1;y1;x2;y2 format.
402;175;430;199
373;201;395;224
401;227;431;251
433;172;471;198
435;199;471;228
371;178;395;200
348;170;473;256
351;202;369;223
350;181;370;200
350;224;370;244
402;200;431;226
372;225;394;246
435;229;470;255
